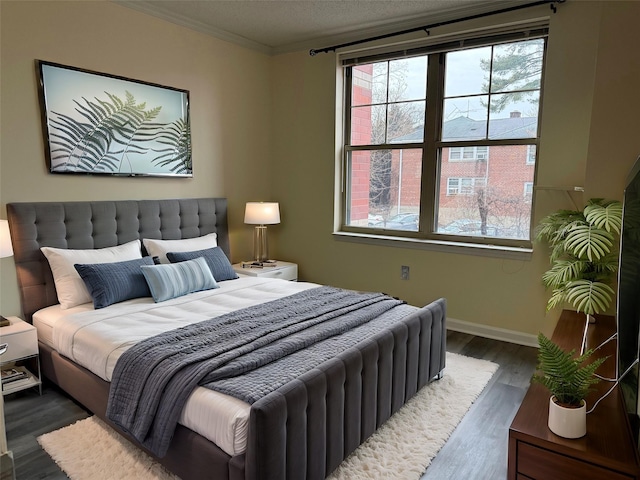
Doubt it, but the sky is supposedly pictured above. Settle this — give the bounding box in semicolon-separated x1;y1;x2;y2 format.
393;39;543;122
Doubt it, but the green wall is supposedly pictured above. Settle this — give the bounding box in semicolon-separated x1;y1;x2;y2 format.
2;0;639;342
0;1;272;314
270;1;640;341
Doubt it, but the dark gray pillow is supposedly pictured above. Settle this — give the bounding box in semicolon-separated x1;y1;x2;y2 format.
166;246;238;282
75;256;154;309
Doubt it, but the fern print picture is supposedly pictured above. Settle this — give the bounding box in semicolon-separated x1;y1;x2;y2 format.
38;61;191;177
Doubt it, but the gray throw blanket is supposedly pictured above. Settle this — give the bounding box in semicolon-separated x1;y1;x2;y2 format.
107;286;405;457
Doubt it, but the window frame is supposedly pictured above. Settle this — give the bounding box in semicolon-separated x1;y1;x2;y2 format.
339;28;548;251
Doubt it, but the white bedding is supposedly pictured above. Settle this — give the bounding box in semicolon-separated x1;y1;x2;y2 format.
33;276;319;456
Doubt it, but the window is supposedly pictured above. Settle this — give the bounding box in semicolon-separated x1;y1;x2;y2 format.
524;182;534;197
526;145;536;165
447;178;460;195
341;28;547;247
449;146;489;161
447;177;487;195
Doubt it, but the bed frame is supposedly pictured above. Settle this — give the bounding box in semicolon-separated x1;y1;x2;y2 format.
7;198;446;480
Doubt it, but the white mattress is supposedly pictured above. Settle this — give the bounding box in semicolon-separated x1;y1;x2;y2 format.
33;276;319;456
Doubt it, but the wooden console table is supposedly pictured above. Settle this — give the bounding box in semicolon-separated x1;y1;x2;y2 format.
508;310;640;479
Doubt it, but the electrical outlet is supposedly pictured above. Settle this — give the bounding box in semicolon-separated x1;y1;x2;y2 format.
401;265;410;280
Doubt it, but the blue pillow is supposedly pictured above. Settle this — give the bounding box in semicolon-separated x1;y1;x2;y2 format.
166;246;238;282
140;256;218;303
74;257;154;309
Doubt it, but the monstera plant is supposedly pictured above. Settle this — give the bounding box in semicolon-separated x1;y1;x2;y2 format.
536;198;623;316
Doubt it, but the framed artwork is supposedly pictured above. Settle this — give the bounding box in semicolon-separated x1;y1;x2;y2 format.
37;60;192;177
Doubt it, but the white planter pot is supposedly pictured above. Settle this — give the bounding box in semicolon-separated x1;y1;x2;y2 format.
548;396;587;439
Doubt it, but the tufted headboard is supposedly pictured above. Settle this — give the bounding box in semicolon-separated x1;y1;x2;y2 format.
6;198;230;323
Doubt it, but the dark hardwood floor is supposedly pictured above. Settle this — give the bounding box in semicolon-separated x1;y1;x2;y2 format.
4;331;537;480
421;332;537;480
4;384;89;479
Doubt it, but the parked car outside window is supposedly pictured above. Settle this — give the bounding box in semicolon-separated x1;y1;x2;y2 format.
370;213;419;231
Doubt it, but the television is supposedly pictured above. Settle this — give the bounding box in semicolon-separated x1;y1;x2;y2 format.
617;155;640;449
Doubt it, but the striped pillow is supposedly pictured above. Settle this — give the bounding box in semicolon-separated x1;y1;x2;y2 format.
166;247;238;282
141;256;218;302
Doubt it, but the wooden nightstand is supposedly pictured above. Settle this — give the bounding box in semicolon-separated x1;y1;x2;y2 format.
0;317;42;396
233;261;298;281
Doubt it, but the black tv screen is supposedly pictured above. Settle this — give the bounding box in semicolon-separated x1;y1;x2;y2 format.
618;155;640;442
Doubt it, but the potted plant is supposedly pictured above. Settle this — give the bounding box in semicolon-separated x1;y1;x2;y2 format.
535;198;623;320
533;332;607;438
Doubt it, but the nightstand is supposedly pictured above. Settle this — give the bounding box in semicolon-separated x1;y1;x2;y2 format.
233;261;298;281
0;317;42;396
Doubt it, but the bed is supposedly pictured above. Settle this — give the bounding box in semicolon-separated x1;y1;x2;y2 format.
6;198;446;480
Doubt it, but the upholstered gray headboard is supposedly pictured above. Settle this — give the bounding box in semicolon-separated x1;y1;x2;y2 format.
6;198;230;323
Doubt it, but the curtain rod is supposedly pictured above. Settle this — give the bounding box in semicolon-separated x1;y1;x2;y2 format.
309;0;564;56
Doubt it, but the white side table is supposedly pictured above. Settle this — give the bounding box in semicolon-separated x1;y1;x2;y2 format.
0;317;42;396
233;261;298;281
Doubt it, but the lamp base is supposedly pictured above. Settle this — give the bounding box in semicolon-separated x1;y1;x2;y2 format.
253;225;269;263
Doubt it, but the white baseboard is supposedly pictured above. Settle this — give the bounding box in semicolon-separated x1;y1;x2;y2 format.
447;317;539;348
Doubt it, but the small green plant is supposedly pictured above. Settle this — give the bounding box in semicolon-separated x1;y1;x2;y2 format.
535;198;622;315
532;332;607;407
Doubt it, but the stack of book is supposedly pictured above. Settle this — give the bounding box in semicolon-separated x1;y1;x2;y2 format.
241;261;278;269
1;366;33;392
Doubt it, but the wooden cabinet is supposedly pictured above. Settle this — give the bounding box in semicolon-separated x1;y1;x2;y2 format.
508;310;640;479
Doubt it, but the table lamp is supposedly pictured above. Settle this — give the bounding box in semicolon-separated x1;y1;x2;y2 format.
0;219;14;325
244;202;280;263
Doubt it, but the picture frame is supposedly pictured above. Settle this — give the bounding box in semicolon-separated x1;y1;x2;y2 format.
37;60;192;177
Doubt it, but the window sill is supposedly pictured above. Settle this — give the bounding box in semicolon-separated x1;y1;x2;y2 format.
332;231;533;261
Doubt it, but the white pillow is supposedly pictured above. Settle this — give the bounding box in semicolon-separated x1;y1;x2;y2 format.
142;233;218;264
41;240;142;309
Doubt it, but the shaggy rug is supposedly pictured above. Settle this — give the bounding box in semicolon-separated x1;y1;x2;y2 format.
38;352;498;480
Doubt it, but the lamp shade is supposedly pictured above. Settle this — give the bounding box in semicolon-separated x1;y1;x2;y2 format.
244;202;280;225
0;220;13;258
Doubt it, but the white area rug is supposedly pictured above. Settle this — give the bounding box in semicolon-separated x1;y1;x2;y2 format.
38;352;497;480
